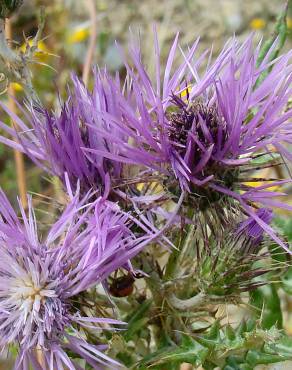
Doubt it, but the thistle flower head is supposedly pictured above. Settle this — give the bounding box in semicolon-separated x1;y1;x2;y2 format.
0;33;291;251
190;208;276;297
0;187;151;368
89;33;292;251
0;70;127;197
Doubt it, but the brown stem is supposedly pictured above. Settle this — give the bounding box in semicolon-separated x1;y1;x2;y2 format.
5;19;27;209
82;0;97;86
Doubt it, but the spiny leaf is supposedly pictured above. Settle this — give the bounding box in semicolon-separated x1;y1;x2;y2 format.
225;325;236;341
246;350;291;366
137;335;208;368
136;319;287;369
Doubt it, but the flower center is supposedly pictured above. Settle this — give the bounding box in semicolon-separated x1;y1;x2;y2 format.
166;95;239;209
166;95;224;157
9;273;56;313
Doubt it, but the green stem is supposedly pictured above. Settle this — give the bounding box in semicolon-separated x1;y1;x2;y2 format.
164;211;196;280
167;292;205;311
255;0;289;87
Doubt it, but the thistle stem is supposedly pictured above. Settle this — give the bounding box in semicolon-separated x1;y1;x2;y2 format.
5;19;28;209
164;218;196;280
0;19;20;62
167;292;205;311
82;0;97;86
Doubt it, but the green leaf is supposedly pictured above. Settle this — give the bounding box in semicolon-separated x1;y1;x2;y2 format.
125;299;152;324
116;352;134;367
138;335;208;368
282;267;292;295
195;322;221;349
224;355;252;370
265;334;292;357
274;217;292;243
246;349;290;366
123;317;149;342
250;285;283;329
225;325;236;341
205;320;221;340
136;318;292;369
123;299;152;342
224;332;292;368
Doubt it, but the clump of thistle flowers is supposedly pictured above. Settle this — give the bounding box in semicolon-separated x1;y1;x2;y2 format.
0;29;292;369
86;35;292;249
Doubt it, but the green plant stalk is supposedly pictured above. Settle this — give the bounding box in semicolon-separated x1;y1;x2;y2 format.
255;0;290;87
164;208;196;280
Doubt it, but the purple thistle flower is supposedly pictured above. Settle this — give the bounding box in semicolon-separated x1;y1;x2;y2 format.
237;208;274;250
0;186;152;369
0;70;128;197
0;33;291;251
86;33;292;251
188;208;275;296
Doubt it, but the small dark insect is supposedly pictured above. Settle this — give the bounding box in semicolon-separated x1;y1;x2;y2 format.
109;272;143;298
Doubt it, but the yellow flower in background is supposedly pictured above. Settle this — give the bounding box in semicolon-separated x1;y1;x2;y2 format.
20;40;49;62
287;17;292;30
68;27;90;44
242;164;292;216
244;182;276;189
249;18;266;30
180;85;192;99
10;82;23;92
